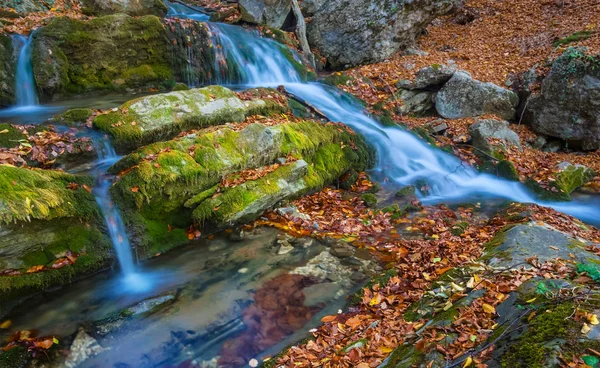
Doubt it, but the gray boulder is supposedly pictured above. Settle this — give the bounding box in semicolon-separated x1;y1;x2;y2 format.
0;35;16;107
79;0;167;16
239;0;293;29
469;119;521;153
306;0;454;69
527;48;600;150
436;71;519;120
398;89;435;116
396;64;456;90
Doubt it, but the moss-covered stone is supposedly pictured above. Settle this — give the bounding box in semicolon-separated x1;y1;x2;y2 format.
172;83;189;91
526;162;596;201
110;120;373;258
395;185;415;198
0;123;27;148
322;72;355;87
58;108;94;123
80;0;167;17
0;166;111;308
31;14;171;99
361;193;377;208
93;86;286;151
0;35;16;107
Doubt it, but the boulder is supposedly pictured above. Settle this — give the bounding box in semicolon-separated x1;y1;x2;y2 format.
93;86;289;151
469;119;521;153
31;14;172;99
527;161;596;201
64;328;105;368
436;71;519;120
239;0;293;29
80;0;167;16
109;120;372;259
0;35;16;107
0;165;111;310
527;48;600;150
306;0;454;69
396;64;456;90
4;0;75;13
397;89;435;116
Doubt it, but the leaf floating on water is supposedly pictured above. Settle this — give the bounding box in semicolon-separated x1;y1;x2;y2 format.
482;303;496;314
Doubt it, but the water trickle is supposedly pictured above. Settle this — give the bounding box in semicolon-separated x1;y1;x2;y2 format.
90;136;150;293
12;34;38;107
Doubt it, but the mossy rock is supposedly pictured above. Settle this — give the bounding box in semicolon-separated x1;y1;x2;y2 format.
58;108;94;123
110;120;373;258
31;14;171;99
0;123;27;148
172;83;189;91
361;193;377;208
321;72;355;87
526;162;596;201
93;86;286;151
0;166;111;308
0;35;16;107
395;185;415;198
79;0;167;17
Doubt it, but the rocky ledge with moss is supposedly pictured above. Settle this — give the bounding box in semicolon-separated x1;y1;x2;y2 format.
93;86;289;151
108;120;373;260
0;165;111;313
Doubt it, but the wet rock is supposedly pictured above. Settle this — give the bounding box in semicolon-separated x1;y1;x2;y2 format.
58;108;94;124
436;71;519;120
350;271;366;282
542;139;563;153
93;86;285;151
330;243;355;258
239;0;292;29
469;119;521;153
64;328;105;368
527;162;596;201
228;229;246;242
306;0;454;68
361;193;378;208
526;48;600;150
109;121;372;258
277;243;295;255
483;222;600;268
80;0;167;16
396;64;456;90
275;205;311;221
396;185;416;198
294;238;314;248
31;14;172;100
0;166;110;310
0;35;16;107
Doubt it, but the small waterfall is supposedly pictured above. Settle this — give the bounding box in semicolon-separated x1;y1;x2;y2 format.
91;136;149;291
164;2;600;227
12;34;38;107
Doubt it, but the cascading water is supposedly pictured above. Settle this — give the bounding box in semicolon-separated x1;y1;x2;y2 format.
90;135;149;292
12;34;38;107
165;2;600;227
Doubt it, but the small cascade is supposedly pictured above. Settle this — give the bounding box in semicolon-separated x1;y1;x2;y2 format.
12;34;38;107
91;136;149;292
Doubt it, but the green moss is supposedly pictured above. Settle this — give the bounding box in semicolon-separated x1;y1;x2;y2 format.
0;123;27;148
451;221;469;236
277;46;317;81
395;185;415;198
172;82;189;91
526;164;595;201
411;126;436;145
288;98;310;118
501;302;576;368
347;269;397;306
0;345;29;368
59;108;93;123
553;31;596;47
143;219;188;256
497;160;520;181
322;72;355;87
0;165;98;224
379;344;426;368
361;193;377;208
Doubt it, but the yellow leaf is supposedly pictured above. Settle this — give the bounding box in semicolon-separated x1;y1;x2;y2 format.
526;297;536;303
369;294;383;306
482;303;496;314
451;282;465;292
466;277;475;289
0;320;11;329
0;129;8;134
589;314;599;325
379;346;393;353
462;356;473;367
443;301;453;311
431;234;439;239
582;323;591;334
473;274;481;283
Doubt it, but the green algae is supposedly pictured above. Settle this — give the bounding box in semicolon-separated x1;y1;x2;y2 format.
0;123;27;148
58;108;93;123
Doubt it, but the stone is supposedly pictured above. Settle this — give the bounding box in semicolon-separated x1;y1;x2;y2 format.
436;71;519;120
396;64;456;90
302;282;342;307
484;222;600;269
277;243;295;255
542;139;563;153
239;0;293;29
469;119;521;153
108;120;372;258
93;86;286;151
431;122;448;134
330;244;354;258
0;35;16;107
526;48;600;150
64;328;105;368
306;0;454;69
397;89;435;116
80;0;167;16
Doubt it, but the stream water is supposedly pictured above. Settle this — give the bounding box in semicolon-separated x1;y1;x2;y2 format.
0;2;599;367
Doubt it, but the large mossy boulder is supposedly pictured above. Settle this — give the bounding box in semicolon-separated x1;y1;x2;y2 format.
0;165;111;309
93;86;288;151
80;0;167;16
109;120;373;259
526;161;596;201
239;0;293;29
527;48;600;150
0;35;16;107
306;0;455;69
436;71;519;120
31;14;171;99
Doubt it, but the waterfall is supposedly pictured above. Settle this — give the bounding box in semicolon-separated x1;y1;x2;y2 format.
12;34;38;107
91;135;149;292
